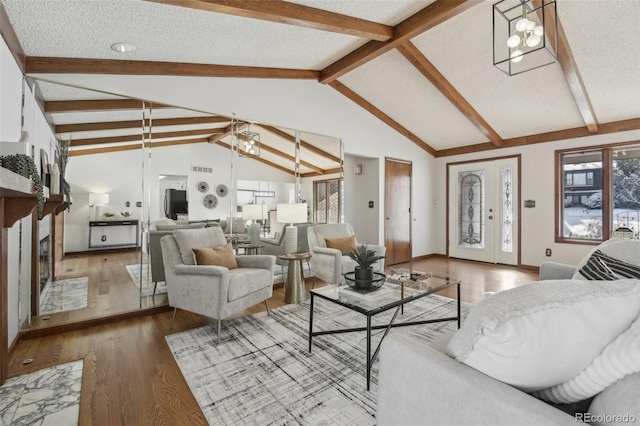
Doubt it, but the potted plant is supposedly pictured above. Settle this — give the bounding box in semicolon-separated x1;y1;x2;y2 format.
346;245;385;289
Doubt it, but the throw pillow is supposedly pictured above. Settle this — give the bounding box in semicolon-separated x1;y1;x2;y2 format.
579;250;640;281
573;239;640;280
173;227;227;265
445;279;640;392
193;244;238;269
533;313;640;404
325;235;358;255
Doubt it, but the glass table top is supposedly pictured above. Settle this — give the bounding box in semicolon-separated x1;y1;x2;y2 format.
310;271;460;316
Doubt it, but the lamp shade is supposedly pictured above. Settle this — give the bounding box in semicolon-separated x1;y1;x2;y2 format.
242;204;267;220
89;193;109;205
277;203;307;224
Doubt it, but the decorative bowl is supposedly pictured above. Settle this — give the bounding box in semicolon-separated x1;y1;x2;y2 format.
120;211;133;218
343;271;386;292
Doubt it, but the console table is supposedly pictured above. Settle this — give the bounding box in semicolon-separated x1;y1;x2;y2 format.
89;220;140;249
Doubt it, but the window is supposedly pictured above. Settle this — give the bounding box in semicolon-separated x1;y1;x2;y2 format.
313;178;343;224
557;143;640;243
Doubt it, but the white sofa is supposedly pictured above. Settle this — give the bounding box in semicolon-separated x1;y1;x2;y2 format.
377;239;640;425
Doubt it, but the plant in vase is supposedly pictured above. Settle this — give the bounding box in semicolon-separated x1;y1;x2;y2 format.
0;154;44;218
346;245;385;290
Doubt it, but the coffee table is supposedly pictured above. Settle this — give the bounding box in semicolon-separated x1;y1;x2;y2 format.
308;273;461;390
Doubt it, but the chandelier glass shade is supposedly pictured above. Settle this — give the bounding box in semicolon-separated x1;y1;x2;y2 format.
493;0;558;76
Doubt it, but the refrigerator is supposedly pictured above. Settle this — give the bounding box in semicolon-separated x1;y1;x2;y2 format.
164;189;188;220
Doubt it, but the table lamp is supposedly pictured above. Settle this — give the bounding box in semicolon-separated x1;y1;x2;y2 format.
277;203;307;254
89;192;109;220
242;204;268;245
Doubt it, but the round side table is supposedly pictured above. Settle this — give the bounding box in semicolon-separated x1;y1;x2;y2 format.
278;252;312;304
237;243;264;255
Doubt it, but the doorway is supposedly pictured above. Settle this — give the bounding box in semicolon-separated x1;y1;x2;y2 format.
447;156;520;265
384;158;412;265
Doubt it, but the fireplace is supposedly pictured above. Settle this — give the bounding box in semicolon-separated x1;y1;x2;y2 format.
39;235;50;293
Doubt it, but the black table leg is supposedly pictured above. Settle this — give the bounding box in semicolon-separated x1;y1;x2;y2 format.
308;293;315;353
457;282;461;329
366;316;372;391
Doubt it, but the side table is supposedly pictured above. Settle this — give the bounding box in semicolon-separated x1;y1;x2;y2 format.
236;243;264;255
278;252;312;304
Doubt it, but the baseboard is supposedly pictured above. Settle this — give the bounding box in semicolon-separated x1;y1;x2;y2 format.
65;247;141;257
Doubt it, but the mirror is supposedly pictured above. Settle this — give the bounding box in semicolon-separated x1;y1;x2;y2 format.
24;79;344;333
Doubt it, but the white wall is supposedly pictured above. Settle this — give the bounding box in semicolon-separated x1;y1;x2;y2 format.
1;36;58;345
435;129;640;267
344;154;379;245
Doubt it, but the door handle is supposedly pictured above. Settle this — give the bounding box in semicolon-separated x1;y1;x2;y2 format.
488;215;494;220
385;216;392;220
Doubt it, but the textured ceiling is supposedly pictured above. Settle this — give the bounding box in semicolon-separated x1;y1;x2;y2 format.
1;0;639;157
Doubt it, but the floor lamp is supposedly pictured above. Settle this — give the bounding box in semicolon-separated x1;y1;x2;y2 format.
242;204;267;245
277;203;307;254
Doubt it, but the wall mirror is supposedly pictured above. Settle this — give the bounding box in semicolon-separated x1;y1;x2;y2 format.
23;78;344;333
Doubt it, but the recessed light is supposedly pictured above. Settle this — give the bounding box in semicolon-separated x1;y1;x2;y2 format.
111;43;136;53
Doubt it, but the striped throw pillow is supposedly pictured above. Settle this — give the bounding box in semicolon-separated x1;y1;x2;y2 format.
579;250;640;281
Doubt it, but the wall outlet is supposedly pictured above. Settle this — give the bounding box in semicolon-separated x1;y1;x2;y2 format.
545;248;552;257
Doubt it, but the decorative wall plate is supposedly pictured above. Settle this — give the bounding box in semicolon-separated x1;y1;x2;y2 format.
203;194;218;209
216;184;229;197
197;181;209;193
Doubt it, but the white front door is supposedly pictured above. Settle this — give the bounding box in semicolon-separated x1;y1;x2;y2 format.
448;157;519;265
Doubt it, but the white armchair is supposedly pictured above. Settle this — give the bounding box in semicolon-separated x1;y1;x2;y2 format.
160;227;276;342
306;223;386;284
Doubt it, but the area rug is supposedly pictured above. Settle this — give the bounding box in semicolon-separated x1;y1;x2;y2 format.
0;359;83;425
39;277;88;315
166;293;468;425
126;264;167;297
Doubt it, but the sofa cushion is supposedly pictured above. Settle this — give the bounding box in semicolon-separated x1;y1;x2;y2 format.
578;249;640;281
446;279;640;392
573;239;640;280
586;372;640;426
533;313;640;404
156;222;204;231
193;244;238;269
325;235;357;254
173;227;227;265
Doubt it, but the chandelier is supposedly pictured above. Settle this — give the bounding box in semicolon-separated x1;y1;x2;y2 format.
238;123;260;157
493;0;558;76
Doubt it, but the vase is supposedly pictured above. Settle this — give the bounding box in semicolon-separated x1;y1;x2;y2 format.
354;267;374;289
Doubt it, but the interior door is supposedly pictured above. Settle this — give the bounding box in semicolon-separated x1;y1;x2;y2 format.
448;157;518;265
384;158;412;265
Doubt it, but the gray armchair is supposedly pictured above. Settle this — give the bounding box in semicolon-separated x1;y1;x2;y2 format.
260;222;314;265
306;223;386;284
160;226;276;342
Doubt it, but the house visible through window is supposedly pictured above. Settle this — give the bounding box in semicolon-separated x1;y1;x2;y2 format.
314;178;343;224
557;143;640;242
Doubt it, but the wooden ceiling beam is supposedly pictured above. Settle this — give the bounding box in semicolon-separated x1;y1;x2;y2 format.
436;118;640;157
71;128;223;147
258;125;341;164
535;3;599;133
45;99;172;113
319;0;481;84
214;141;293;175
397;42;504;147
69;137;209;156
258;143;324;174
55;116;230;134
328;80;437;157
26;57;319;80
0;2;25;71
147;0;393;41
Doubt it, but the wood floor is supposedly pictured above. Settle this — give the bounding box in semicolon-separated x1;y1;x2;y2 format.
10;254;539;425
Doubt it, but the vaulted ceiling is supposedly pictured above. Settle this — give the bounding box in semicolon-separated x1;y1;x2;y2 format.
1;0;639;167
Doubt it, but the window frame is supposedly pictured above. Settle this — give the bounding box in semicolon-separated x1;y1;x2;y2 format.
313;178;343;224
555;141;640;244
